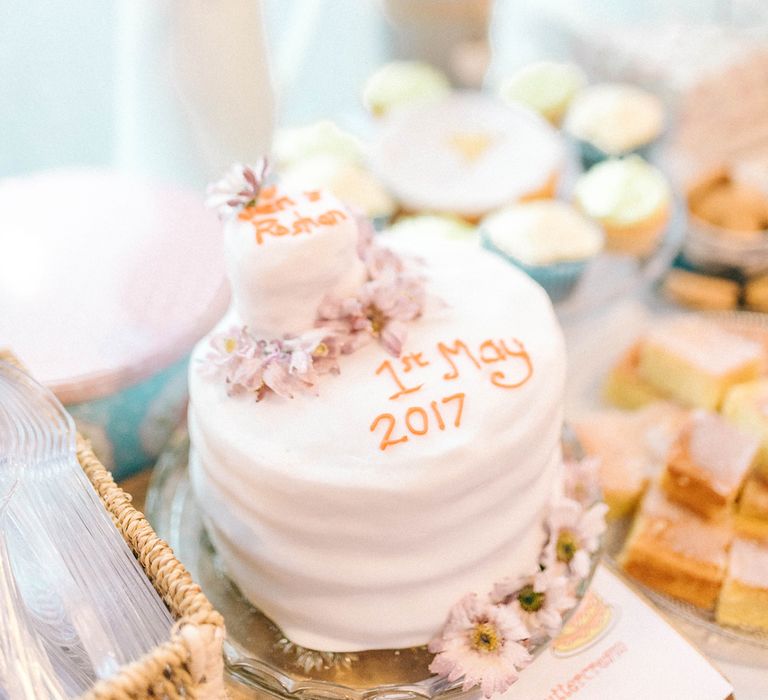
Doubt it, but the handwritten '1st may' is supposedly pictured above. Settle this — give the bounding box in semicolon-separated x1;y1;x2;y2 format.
370;337;533;451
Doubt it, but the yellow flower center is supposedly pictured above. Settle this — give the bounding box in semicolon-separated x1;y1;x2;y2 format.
517;584;545;613
470;622;502;653
313;342;329;358
224;337;237;353
556;530;579;564
366;305;387;335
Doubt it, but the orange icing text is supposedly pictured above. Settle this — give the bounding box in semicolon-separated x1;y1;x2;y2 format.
369;337;533;451
370;393;465;452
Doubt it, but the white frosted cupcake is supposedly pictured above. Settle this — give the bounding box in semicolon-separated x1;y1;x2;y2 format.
362;61;450;118
573;155;671;256
499;61;587;126
564;83;664;167
273;120;365;170
281;155;397;227
480;200;604;301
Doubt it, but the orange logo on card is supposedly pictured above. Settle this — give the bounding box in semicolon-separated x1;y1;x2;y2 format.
552;590;617;657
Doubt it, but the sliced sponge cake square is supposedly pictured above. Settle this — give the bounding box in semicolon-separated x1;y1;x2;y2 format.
638;317;762;410
619;486;733;609
723;379;768;478
716;538;768;632
661;410;758;520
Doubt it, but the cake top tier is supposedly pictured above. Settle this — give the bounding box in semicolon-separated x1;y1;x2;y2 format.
207;163;366;339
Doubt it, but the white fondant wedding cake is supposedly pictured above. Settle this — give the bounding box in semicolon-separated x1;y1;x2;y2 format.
189;163;604;696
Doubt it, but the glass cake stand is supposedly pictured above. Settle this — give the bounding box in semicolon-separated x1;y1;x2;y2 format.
568;307;768;668
145;430;602;699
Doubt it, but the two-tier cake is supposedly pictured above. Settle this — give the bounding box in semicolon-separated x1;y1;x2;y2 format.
189;162;604;696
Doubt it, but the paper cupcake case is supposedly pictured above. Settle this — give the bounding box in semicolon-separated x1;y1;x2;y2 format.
574;138;657;171
0;349;226;700
479;230;589;303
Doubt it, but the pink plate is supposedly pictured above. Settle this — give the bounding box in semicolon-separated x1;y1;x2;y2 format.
0;168;229;403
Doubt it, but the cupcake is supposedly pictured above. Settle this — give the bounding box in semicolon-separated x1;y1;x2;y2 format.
574;155;671;257
385;214;476;244
281;156;397;228
362;61;451;119
372;92;564;221
480;200;604;301
564;83;664;168
272;120;365;170
498;61;587;126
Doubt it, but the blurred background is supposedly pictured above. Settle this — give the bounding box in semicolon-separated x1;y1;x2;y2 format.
4;0;768;183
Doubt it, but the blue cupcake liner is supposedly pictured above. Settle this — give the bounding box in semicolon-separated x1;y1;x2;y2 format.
481;231;589;303
575;138;656;171
371;212;394;231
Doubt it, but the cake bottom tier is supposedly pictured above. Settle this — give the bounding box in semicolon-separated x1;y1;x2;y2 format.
189;444;563;652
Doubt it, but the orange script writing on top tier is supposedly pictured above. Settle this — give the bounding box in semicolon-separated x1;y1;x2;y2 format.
238;188;348;245
369;336;533;451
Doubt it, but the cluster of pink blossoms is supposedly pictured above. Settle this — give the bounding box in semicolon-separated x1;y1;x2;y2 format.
428;479;608;698
316;238;426;358
201;327;342;400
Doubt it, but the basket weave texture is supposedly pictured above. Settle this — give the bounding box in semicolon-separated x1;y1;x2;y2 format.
0;350;226;700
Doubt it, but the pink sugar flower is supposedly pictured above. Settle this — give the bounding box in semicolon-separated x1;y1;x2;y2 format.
205;159;269;217
316;246;426;357
493;568;577;641
542;498;608;579
428;593;531;698
201;326;339;400
202;326;256;380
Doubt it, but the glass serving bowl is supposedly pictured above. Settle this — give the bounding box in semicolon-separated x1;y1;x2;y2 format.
683;212;768;278
146;430;601;699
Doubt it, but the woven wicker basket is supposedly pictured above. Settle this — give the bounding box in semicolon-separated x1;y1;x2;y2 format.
0;350;226;700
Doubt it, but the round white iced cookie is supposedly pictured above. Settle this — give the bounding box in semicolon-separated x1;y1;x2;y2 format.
564;83;664;155
224;185;366;338
189;236;566;652
372;92;564;219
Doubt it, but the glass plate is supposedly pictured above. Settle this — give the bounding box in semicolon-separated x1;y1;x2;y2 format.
569;306;768;667
145;431;601;699
603;519;768;668
553;200;684;324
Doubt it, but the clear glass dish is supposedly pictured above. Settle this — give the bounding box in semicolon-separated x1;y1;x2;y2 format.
604;518;768;669
567;305;768;668
683;212;768;278
146;431;601;699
